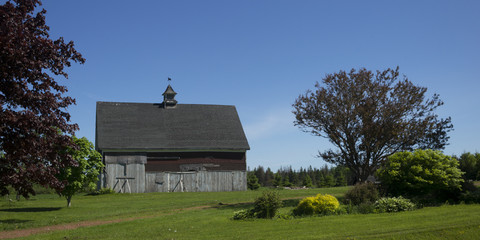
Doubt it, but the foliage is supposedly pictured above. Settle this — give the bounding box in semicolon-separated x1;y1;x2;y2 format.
56;137;103;207
457;152;480;181
252;190;282;219
247;172;260;190
374;197;416;213
0;0;85;198
293;67;453;182
356;202;377;214
460;181;480;203
302;175;313;188
89;187;116;196
377;149;464;202
343;182;379;205
293;194;340;216
250;164;353;188
231;209;253;220
273;173;282;187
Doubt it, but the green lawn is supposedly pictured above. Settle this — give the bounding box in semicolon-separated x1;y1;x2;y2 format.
2;187;480;239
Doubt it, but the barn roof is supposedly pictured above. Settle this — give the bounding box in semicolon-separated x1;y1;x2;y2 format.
95;102;250;151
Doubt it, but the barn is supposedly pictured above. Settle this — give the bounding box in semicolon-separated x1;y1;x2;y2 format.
95;84;250;193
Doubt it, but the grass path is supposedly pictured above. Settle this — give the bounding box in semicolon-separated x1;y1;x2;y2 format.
0;205;212;239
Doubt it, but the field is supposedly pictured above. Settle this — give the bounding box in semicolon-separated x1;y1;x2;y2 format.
1;187;480;239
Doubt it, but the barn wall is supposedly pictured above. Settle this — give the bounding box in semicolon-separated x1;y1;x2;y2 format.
102;153;146;193
145;171;246;192
100;152;247;193
145;152;246;172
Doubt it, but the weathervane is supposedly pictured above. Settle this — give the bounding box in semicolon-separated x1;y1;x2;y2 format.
168;77;172;83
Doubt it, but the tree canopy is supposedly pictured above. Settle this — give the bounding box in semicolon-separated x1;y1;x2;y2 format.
377;149;463;202
0;0;85;197
57;137;103;207
293;67;453;182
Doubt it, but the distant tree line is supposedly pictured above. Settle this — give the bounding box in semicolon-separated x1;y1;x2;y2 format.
248;165;354;189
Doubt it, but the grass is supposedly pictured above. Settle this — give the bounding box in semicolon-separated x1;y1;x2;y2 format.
2;186;480;239
0;187;347;231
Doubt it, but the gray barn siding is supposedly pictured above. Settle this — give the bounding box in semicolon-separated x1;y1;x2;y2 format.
145;171;246;193
101;153;247;193
103;153;146;193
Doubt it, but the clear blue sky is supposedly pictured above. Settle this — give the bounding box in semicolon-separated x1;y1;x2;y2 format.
40;0;479;170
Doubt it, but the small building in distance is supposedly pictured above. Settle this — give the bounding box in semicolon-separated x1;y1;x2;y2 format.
95;84;250;193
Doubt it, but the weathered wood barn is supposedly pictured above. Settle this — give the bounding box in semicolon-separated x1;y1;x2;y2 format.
95;85;250;193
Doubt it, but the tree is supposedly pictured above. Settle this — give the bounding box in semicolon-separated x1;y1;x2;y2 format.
377;149;463;202
57;137;103;207
293;67;452;182
264;167;274;187
302;174;313;188
273;173;282;187
457;152;480;181
253;166;265;186
247;172;260;190
0;0;85;197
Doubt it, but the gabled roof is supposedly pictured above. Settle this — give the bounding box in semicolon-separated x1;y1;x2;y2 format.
95;102;250;151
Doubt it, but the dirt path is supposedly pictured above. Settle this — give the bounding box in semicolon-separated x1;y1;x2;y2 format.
0;205;211;239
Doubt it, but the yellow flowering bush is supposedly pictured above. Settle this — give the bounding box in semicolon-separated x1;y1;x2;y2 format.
293;194;339;216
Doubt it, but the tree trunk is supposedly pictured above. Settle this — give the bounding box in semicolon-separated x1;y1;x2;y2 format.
67;196;72;207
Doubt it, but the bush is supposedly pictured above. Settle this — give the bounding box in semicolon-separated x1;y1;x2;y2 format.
357;202;376;214
252;190;282;219
374;197;415;213
88;187;116;196
293;194;339;216
344;182;379;205
232;209;253;220
377;149;464;202
460;189;480;204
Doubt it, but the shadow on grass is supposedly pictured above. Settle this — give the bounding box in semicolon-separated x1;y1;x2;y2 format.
0;219;32;224
0;207;61;212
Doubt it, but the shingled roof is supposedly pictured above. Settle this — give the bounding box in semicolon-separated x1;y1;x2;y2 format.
95;102;250;151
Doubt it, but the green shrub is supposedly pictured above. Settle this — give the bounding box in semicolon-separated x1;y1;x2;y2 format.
252;190;282;219
377;149;464;203
460;189;480;204
357;202;376;214
88;187;116;196
293;194;339;216
344;182;379;205
374;197;415;213
232;209;253;220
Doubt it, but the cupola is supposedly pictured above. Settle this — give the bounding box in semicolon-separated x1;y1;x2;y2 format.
162;83;177;108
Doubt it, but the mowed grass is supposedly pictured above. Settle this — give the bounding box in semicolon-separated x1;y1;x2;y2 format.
0;187;346;231
2;186;480;239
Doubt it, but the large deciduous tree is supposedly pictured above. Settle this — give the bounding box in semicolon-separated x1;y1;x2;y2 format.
0;0;85;197
293;67;453;182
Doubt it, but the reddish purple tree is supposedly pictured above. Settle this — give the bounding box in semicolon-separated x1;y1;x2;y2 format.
0;0;85;197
